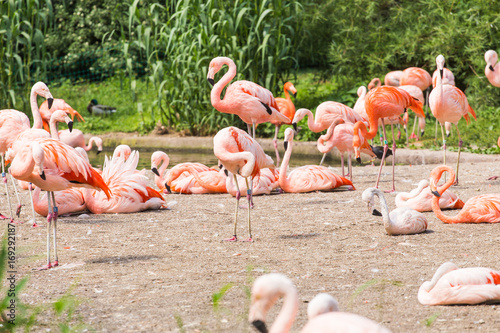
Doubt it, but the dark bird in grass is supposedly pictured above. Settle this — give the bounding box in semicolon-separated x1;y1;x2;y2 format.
87;99;117;115
371;145;393;160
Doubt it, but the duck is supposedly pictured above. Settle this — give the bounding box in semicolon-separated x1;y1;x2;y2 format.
87;99;116;115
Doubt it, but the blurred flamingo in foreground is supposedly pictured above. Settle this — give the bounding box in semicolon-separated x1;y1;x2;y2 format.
485;50;500;87
418;261;500;305
362;187;428;235
353;86;425;192
213;126;275;242
395;179;464;212
207;57;289;138
272;81;297;165
39;98;85;132
430;165;500;223
430;55;476;185
280;128;354;193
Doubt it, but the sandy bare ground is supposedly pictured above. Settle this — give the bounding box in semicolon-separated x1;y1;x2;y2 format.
3;146;500;332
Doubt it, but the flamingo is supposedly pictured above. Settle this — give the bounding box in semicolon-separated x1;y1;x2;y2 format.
352;86;368;121
352;86;425;192
39;98;85;132
384;70;403;87
317;118;376;180
395;179;464;212
418;261;500;305
399;85;426;140
213;126;275;242
166;163;227;194
272;81;297;165
6;138;111;269
280;128;354;193
249;273;392;333
430;55;476;185
307;293;339;320
431;61;456;138
362;187;428;235
59;129;103;154
151;151;170;193
429;165;500;223
484;50;500;87
83;150;164;214
32;187;86;217
399;67;432;91
207;57;289;138
113;144;132;161
292;101;366;133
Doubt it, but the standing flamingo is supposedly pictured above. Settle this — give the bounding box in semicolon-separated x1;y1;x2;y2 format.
151;151;170;193
395;179;464;212
484;50;500;87
352;86;368;121
280;128;354;193
353;86;425;192
272;81;297;165
362;187;428;235
429;165;500;223
207;57;289;138
39;98;85;132
58;129;103;154
6;138;111;269
317;118;376;180
418;262;500;305
213;126;275;242
430;55;476;185
431;61;455;138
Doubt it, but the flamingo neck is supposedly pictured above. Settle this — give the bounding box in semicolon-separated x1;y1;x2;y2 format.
30;88;43;129
269;287;298;333
353;120;377;144
279;139;293;192
373;189;393;231
49;119;60;140
210;59;237;113
396;180;427;204
431;169;458;224
317;122;340;153
304;109;323;132
159;156;170;180
85;138;95;152
284;88;291;102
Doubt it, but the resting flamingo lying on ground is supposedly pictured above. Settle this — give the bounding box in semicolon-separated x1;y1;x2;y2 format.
418;261;500;305
280;128;354;193
165;162;225;194
207;57;289;138
430;165;500;223
362;187;428;235
395;179;464;212
353;86;425;192
224;167;279;197
151;151;169;192
39;98;85;132
272;81;297;165
214;126;275;242
249;273;392;333
484;50;500;88
59;129;103;154
7;138;110;270
33;187;86;217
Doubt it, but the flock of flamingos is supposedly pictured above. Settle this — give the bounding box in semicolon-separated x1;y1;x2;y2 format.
1;50;500;331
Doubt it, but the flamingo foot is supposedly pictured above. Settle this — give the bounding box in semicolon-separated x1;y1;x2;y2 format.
384;189;396;193
224;236;238;242
9;218;24;225
52;260;59;267
0;213;7;219
240;237;254;242
16;204;22;217
278;188;284;194
410;133;417;139
487;176;499;180
34;263;53;271
32;222;42;228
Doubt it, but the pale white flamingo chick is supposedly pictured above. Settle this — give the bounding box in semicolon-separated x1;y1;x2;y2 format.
395;179;464;212
418;261;500;305
362;187;428;235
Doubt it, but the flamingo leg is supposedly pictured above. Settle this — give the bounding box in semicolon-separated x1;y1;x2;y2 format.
375;119;389;189
434;118;438;143
252;121;256;139
273;125;281;166
1;154;14;222
348;151;352;181
225;174;240;242
9;174;22;217
386;123;397;193
37;192;53;270
242;177;253;242
319;153;326;166
454;124;463;186
440;123;448;182
396;124;401;140
341;153;345;177
247;124;252;136
51;192;59;267
28;183;39;227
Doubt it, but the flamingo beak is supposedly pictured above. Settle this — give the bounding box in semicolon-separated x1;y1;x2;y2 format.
284;141;288;151
97;150;102;155
166;184;171;193
207;78;215;86
47;98;54;109
293;92;297;98
40;170;46;181
224;169;228;177
372;209;382;216
251;320;268;333
292;123;298;132
68;121;73;132
152;167;160;176
489;65;495;72
356;157;361;164
431;190;441;197
439;69;443;78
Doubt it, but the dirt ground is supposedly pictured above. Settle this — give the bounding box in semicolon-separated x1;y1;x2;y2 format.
4;148;500;332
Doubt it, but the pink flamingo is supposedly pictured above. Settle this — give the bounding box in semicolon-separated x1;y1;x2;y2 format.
280;128;354;193
399;85;426;140
207;57;289;138
430;165;500;223
307;293;339;320
353;86;425;192
113;144;132;161
362;187;428;235
352;86;368;121
384;70;403;87
485;50;500;87
418;261;500;305
33;187;86;217
213;126;275;242
395;179;464;212
58;129;103;154
83;150;164;214
399;67;432;91
224;167;279;196
167;163;227;194
431;63;456;138
317;118;376;180
272;81;297;165
7;138;111;269
39;98;85;132
430;55;476;185
151;151;169;192
249;273;392;333
292;101;366;133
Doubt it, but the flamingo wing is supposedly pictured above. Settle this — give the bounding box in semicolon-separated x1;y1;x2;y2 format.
460;194;500;223
286;166;354;193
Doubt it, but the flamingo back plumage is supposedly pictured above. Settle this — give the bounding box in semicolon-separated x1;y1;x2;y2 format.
284;165;354;193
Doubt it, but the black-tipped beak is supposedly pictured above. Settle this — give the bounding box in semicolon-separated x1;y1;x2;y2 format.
224;169;228;177
372;209;382;216
251;320;268;333
97;150;102;155
166;184;171;193
68;121;73;132
431;190;441;197
439;69;443;78
207;78;215;86
152;167;160;176
218;164;223;169
284;141;288;151
40;170;46;180
293;92;297;98
47;97;54;109
489;65;494;72
292;123;298;132
356;157;362;164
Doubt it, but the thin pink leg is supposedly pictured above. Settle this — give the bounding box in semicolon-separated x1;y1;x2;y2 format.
340;153;345;177
224;175;240;242
375;119;389;189
385;123;397;193
273;125;280;167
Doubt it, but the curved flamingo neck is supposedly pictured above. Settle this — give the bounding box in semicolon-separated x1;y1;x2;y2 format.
279;139;293;192
372;189;392;230
302;109;323;132
317;121;341;153
210;59;237;113
431;168;458;223
283;87;291;101
49;118;60;140
85;138;95;151
396;180;427;203
158;155;170;180
353;119;378;142
269;288;298;333
30;87;43;129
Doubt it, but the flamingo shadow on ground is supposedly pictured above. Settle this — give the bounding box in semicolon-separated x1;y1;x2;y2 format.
280;233;320;239
88;255;161;264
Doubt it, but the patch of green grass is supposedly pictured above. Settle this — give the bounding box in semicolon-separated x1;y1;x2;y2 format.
424;312;440;327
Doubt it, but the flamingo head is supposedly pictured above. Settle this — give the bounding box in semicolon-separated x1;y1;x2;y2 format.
283;127;295;151
485;50;498;71
436;54;445;78
112;144;132;161
429;165;454;197
368;78;381;90
284;82;297;98
32;82;53;109
51;110;73;132
362;187;382;216
31;142;46;180
90;137;103;153
151;151;169;176
207;57;234;86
